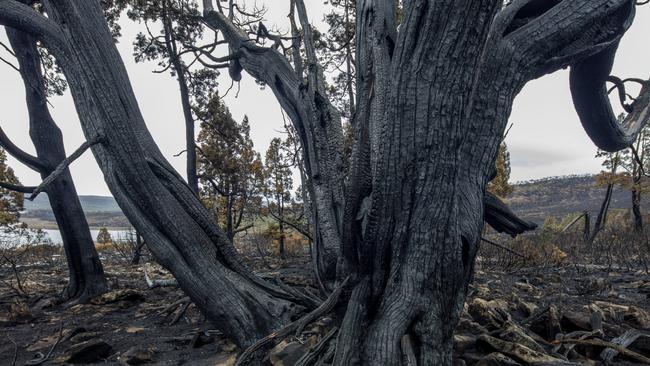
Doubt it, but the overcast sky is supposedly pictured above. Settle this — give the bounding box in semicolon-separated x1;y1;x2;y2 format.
0;3;648;196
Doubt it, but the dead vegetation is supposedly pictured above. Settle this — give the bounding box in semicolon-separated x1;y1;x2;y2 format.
0;232;649;365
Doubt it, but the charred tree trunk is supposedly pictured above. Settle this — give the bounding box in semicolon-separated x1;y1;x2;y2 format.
131;232;145;265
0;0;305;348
632;187;643;232
592;183;614;241
583;211;592;243
5;28;107;302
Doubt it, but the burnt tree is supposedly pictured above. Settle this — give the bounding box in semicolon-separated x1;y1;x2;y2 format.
1;0;649;364
0;28;107;302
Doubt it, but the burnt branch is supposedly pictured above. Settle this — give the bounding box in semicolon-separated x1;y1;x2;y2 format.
484;192;537;237
571;48;650;151
29;135;104;200
0;1;66;51
0;181;37;194
0;125;47;172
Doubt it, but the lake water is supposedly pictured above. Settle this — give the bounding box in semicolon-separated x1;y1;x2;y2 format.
41;228;132;244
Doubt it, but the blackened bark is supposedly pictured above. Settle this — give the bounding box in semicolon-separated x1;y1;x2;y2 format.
583;211;591;243
632;188;643;232
131;232;145;265
591;183;614;242
6;28;108;302
0;0;306;347
484;192;537;236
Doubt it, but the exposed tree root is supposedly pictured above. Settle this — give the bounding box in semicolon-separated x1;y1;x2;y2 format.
234;277;349;366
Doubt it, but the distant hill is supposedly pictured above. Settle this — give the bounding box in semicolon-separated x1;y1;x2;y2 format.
508;174;648;224
18;176;648;228
22;194;127;229
24;194;122;213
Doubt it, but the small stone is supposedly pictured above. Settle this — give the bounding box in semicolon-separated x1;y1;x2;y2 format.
269;340;310;366
32;296;58;310
191;332;214;348
69;331;102;343
91;289;144;305
119;346;155;365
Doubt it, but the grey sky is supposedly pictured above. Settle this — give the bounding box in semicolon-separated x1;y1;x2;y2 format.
0;3;648;196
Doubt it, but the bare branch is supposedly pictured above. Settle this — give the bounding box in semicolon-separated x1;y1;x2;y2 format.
484;192;537;236
480;237;527;259
29;135;104;200
0;54;20;72
0;125;47;172
0;1;66;52
0;181;37;194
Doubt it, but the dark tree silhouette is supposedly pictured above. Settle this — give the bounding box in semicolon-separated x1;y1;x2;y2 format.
0;29;107;302
1;0;649;364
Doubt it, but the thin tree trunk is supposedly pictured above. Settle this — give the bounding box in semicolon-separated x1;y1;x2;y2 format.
131;232;145;265
632;188;643;232
590;184;614;242
583;211;591;243
161;2;199;196
6;28;108;302
226;193;234;241
279;199;286;260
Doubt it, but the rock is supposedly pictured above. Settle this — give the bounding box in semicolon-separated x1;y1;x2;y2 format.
514;296;537;317
269;340;310;366
220;340;238;353
56;339;112;364
125;326;145;334
69;331;102;343
32;296;58;310
119;346;155;365
625;306;650;329
477;334;566;365
593;301;650;329
454;334;477;353
468;298;510;329
213;354;237;366
497;321;547;354
457;318;488;335
513;282;536;292
475;352;522;366
91;289;144;306
10;299;32;322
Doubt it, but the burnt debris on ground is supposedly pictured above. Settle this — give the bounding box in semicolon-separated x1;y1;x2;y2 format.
1;248;649;365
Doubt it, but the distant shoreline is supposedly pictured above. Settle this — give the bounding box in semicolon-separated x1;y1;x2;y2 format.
20;217;131;231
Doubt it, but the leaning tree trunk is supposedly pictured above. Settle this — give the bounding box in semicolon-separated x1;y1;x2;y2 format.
591;183;614;242
6;28;108;302
0;0;308;348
